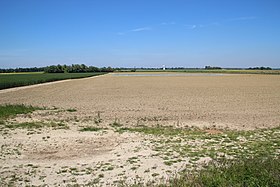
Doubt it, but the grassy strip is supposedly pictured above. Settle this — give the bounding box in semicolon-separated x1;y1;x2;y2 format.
0;104;41;121
5;122;68;129
0;72;106;90
159;155;280;187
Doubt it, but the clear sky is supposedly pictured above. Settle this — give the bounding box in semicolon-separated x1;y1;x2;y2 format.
0;0;280;68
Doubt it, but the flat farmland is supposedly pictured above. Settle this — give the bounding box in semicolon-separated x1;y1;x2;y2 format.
1;73;280;130
0;73;280;186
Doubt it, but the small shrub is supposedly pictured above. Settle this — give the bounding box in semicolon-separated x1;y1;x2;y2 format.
110;121;123;128
66;108;77;112
79;127;103;132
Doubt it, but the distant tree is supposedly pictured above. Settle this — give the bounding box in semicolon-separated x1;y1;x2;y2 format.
248;67;272;70
88;66;100;72
205;66;222;70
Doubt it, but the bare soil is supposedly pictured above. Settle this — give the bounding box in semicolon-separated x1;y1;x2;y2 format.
0;73;279;186
1;73;280;130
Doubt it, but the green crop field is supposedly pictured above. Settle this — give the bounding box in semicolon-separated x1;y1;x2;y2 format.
0;72;106;90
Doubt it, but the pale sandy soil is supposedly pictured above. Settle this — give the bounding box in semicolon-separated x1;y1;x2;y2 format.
1;73;280;130
0;73;280;186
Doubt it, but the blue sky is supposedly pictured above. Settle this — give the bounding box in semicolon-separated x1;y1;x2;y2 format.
0;0;280;68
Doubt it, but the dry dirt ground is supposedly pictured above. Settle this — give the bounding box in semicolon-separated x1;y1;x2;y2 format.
0;73;280;186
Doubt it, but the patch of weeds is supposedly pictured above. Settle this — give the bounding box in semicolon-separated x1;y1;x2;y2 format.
66;108;77;112
107;166;114;171
94;111;102;124
117;125;205;137
110;121;123;128
150;126;279;168
5;122;43;129
164;161;173;166
161;155;280;187
79;126;103;132
5;122;68;130
98;173;104;178
151;166;157;170
87;178;100;185
144;169;150;173
127;156;139;164
70;167;78;171
151;173;159;177
0;104;43;121
51;122;69;129
57;169;68;174
131;166;138;171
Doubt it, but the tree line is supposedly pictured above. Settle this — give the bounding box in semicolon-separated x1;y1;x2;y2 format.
44;64;114;73
0;64;114;73
205;66;222;70
0;65;274;73
0;67;45;73
248;67;272;70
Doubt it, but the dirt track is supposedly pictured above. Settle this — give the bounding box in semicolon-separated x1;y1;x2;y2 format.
1;73;280;130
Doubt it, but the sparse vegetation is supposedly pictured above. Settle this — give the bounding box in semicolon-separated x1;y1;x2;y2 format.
79;126;103;132
66;108;77;112
117;125;203;136
4;122;68;129
0;104;41;120
159;155;280;187
110;121;123;128
94;111;102;124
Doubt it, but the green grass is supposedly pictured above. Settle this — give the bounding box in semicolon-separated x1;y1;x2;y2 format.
160;155;280;187
0;72;106;90
0;104;41;120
